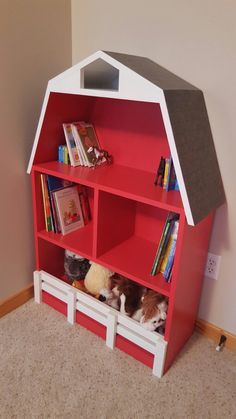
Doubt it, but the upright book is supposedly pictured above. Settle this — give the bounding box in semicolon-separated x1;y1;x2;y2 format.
72;121;101;167
151;212;179;276
62;123;80;166
53;186;84;235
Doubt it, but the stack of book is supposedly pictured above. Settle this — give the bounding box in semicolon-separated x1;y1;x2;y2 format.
151;212;179;282
40;174;91;235
154;156;179;191
63;121;103;167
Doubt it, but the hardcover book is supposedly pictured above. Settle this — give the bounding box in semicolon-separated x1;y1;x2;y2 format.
53;186;84;235
46;175;73;233
72;121;101;167
63;123;80;166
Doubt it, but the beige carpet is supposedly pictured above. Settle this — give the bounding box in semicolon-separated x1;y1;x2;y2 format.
0;300;236;419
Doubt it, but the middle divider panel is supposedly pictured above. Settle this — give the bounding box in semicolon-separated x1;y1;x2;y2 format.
95;189;172;295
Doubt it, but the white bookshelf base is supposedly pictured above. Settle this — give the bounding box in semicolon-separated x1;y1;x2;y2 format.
33;270;167;378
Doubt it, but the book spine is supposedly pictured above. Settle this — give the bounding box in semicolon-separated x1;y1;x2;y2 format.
63;145;68;164
151;214;172;276
40;174;48;231
58;145;64;163
160;235;174;273
163;238;177;280
41;174;52;231
62;123;80;167
72;123;89;167
163;220;179;281
163;158;170;190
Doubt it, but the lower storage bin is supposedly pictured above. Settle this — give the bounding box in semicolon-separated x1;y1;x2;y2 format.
34;270;168;378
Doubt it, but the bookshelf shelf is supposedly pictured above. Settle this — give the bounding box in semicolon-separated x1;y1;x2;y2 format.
37;223;94;259
28;51;224;377
33;162;184;213
98;236;171;297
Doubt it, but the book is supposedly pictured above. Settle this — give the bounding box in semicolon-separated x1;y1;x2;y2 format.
46;175;73;233
58;145;64;163
40;174;53;232
166;157;177;191
151;213;178;276
78;185;91;225
63;123;80;166
163;158;170;190
160;220;179;274
163;220;179;281
53;186;85;235
72;121;101;167
154;156;165;186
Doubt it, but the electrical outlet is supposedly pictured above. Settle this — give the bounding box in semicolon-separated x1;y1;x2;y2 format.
204;252;221;280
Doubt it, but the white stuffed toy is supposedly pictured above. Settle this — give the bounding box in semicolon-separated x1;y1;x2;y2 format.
84;261;114;298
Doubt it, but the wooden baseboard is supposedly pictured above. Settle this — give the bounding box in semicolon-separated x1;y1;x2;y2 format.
195;318;236;352
0;284;34;318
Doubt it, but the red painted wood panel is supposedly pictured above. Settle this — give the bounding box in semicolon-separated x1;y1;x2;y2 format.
42;292;154;370
164;212;214;372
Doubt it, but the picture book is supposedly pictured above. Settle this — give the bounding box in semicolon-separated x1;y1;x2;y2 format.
53;186;85;235
46;175;73;233
72;121;101;167
62;123;80;166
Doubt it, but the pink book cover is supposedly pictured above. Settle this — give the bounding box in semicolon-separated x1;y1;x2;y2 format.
53;186;85;235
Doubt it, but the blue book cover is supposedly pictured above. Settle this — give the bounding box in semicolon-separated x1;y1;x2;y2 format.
46;175;72;192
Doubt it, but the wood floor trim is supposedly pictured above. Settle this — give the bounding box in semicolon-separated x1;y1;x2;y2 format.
195;318;236;352
0;284;34;318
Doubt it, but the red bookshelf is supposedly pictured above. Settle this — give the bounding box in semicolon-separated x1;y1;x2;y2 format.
28;51;224;377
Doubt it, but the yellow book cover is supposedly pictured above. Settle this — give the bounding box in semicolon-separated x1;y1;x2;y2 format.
160;235;174;273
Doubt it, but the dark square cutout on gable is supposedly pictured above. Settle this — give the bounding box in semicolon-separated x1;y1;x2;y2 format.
81;58;119;91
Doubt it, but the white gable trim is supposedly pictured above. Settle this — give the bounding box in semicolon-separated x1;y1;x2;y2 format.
27;85;51;174
159;91;194;225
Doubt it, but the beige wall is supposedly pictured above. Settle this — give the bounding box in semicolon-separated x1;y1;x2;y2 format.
71;0;236;334
0;0;71;300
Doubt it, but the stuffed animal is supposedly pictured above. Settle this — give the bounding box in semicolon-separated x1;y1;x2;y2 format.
112;276;146;320
84;261;114;298
64;250;90;282
99;273;126;310
139;290;168;332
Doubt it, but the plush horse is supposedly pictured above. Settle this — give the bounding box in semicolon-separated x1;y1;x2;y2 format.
139;290;168;332
87;146;113;166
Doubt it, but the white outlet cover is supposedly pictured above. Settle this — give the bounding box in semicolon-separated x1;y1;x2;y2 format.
204;252;221;280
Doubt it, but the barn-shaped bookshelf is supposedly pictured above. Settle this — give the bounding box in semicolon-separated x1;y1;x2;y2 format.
28;51;225;377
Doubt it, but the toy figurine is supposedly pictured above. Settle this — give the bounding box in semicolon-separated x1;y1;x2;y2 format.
87;146;113;166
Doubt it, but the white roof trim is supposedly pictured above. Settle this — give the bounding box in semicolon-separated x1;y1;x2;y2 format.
159;92;194;225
